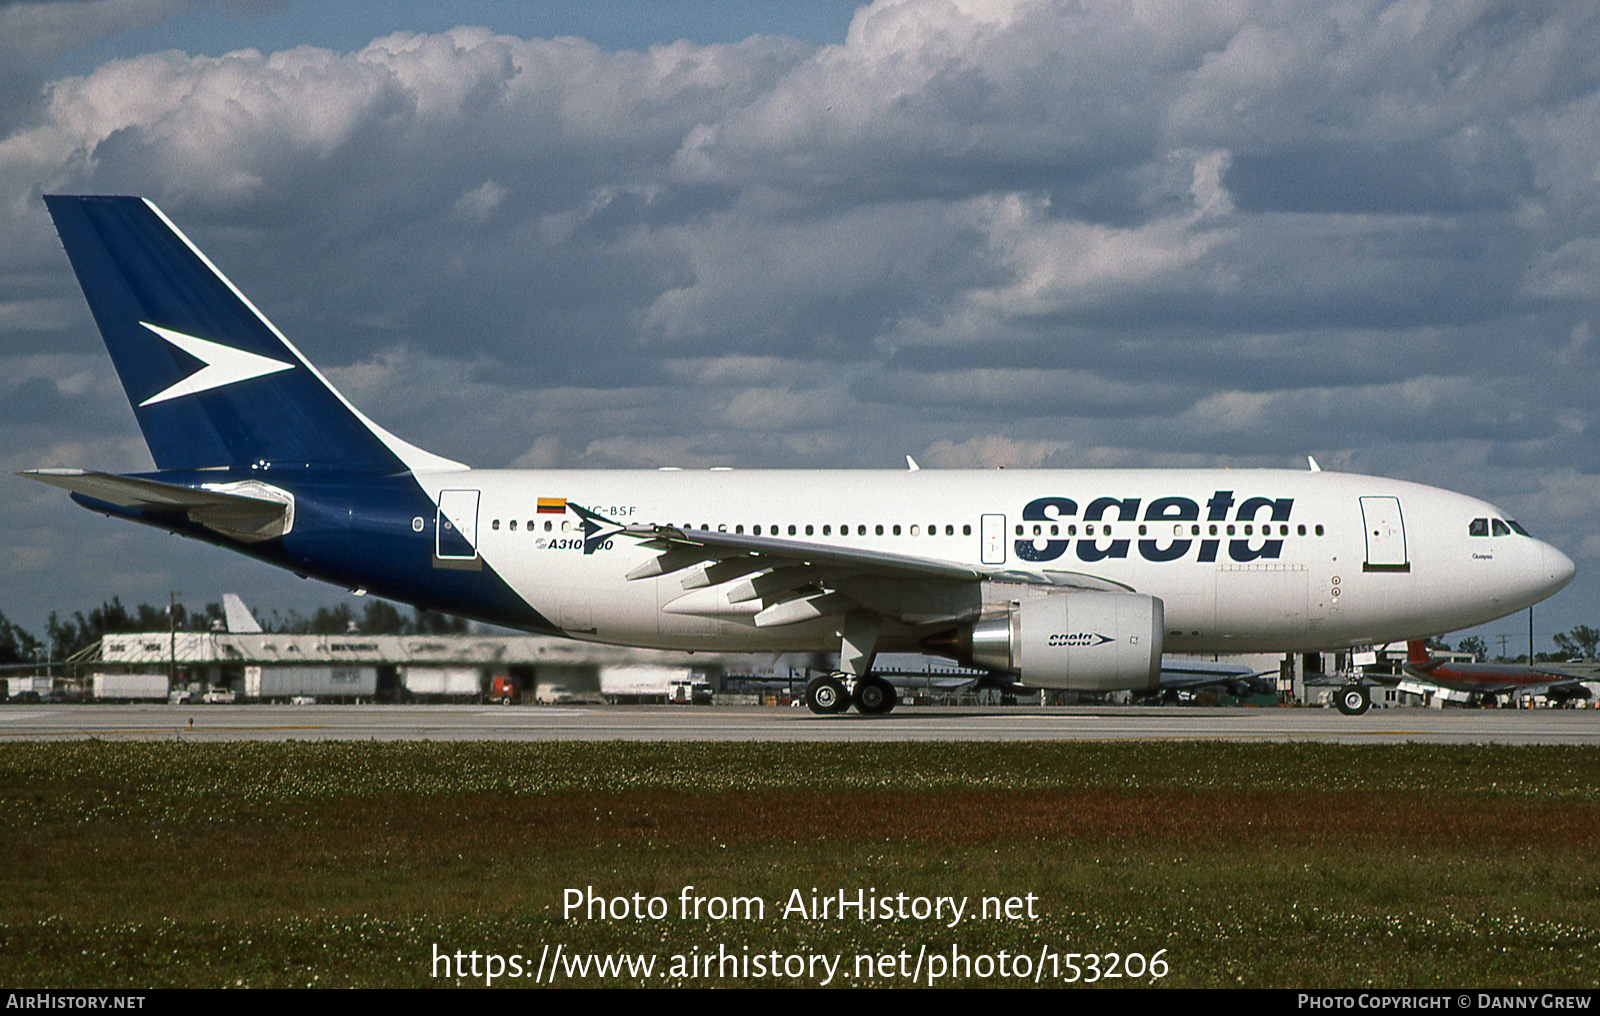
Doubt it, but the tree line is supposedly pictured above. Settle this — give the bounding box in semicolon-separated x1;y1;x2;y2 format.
1421;626;1597;664
0;597;469;665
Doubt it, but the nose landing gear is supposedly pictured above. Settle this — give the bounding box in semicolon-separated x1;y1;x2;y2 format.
1335;682;1371;715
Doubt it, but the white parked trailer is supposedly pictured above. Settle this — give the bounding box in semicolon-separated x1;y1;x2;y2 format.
402;666;481;697
600;666;709;703
4;676;52;700
244;665;377;700
92;673;169;700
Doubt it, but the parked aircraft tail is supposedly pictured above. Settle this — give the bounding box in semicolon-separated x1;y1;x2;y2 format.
42;195;461;475
1405;639;1440;670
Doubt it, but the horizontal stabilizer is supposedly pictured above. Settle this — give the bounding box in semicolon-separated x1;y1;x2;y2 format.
21;468;292;543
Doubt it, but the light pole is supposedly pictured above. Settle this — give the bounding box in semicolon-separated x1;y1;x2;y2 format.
168;591;181;691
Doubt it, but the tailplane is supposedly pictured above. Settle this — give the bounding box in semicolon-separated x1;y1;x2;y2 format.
43;195;462;474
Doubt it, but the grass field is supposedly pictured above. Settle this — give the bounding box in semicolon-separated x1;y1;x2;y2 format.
1;740;1597;988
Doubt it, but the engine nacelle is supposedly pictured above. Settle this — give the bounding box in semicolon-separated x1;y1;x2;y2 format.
967;592;1163;692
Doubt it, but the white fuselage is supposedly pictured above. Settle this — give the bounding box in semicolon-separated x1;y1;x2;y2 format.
412;467;1574;655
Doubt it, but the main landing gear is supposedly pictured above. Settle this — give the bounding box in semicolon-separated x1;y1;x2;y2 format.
804;672;898;715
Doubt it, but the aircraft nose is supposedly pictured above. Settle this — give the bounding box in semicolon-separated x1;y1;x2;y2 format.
1543;542;1576;595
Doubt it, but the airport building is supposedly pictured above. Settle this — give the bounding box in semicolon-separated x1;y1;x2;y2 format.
46;631;741;704
8;632;1591;708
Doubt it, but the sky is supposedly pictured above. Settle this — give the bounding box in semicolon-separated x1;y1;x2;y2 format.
2;0;1599;656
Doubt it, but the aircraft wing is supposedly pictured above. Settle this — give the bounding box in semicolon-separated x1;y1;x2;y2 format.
20;468;292;543
616;518;1131;629
1157;662;1276;692
1407;673;1591;698
1391;663;1593;700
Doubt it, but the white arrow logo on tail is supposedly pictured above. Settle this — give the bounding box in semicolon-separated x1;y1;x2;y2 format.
138;322;295;407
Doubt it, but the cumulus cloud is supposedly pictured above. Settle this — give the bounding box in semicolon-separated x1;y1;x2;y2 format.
4;0;1600;638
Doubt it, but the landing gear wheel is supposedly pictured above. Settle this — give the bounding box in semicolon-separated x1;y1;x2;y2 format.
1336;683;1371;716
805;674;851;715
852;676;898;716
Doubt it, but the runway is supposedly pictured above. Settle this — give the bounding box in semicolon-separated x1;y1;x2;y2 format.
0;703;1595;744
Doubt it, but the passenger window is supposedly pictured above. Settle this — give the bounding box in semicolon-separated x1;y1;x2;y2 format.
963;525;971;536
1469;518;1489;537
1491;519;1510;537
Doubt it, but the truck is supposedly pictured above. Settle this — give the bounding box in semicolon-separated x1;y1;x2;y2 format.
92;673;169;701
244;665;377;701
600;666;711;705
489;674;520;705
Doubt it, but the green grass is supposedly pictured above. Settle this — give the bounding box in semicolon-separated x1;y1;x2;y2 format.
1;741;1597;987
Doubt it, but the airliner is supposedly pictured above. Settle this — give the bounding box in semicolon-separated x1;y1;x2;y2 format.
1394;640;1592;707
24;196;1576;715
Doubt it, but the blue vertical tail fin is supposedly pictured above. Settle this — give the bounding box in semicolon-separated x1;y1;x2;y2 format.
44;195;462;474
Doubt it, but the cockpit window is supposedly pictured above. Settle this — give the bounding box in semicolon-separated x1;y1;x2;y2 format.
1469;518;1489;537
1507;520;1529;536
1491;519;1511;537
